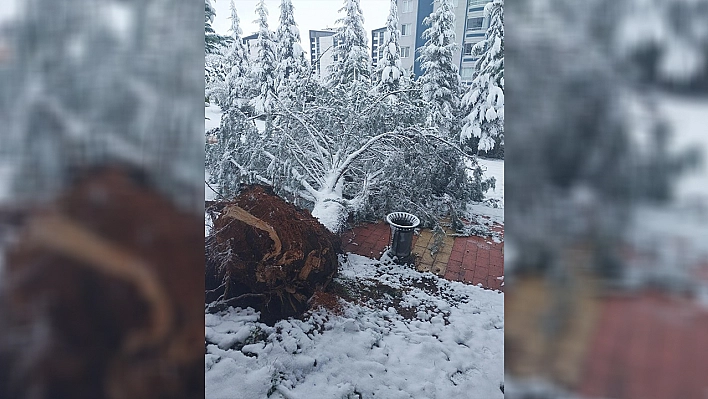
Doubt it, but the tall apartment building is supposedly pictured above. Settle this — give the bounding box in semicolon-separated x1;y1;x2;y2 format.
458;0;493;83
371;27;386;71
309;29;337;80
394;0;492;84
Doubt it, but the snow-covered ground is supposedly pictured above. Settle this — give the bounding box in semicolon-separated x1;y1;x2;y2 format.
477;157;504;206
205;104;222;133
464;157;504;235
623;94;708;296
656;94;708;205
205;254;504;399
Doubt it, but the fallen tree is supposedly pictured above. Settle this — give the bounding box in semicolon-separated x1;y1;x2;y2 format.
205;185;341;325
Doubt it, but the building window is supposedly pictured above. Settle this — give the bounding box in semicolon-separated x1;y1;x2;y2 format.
402;0;412;13
468;0;489;7
460;67;475;79
463;43;475;56
401;46;410;58
401;24;411;36
467;17;484;30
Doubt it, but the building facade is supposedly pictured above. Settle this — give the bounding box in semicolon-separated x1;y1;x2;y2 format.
392;0;492;84
309;29;337;80
241;33;259;60
370;27;386;71
458;0;493;83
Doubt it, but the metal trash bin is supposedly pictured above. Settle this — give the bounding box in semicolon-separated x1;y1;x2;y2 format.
386;212;420;263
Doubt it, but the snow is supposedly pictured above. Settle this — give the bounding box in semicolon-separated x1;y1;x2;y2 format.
205;104;222;132
205;104;222;205
311;199;346;234
461;157;504;240
477;158;504;205
656;94;708;204
205;254;504;398
658;38;704;82
621;94;708;295
466;157;504;221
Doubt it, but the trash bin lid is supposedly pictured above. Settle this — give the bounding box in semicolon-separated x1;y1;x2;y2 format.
386;212;420;230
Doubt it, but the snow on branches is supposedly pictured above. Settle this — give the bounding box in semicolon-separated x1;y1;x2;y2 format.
248;0;278;115
327;0;372;88
376;0;405;93
207;0;495;233
419;0;462;134
461;0;504;152
275;0;310;104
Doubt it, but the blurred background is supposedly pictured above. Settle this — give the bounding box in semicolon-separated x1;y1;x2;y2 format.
505;0;708;398
0;0;204;398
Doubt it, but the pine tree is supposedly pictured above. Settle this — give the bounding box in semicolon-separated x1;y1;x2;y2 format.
275;0;310;103
328;0;372;87
376;0;405;93
224;0;250;108
461;0;504;153
418;0;462;134
205;52;229;105
249;0;278;114
205;0;232;55
207;108;263;198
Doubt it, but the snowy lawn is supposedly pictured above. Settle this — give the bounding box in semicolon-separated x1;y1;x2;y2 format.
206;104;222;133
205;254;504;399
621;94;708;295
477;158;504;206
657;94;708;204
463;157;504;239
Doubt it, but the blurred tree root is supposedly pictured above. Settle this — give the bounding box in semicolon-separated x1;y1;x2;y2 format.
0;166;204;399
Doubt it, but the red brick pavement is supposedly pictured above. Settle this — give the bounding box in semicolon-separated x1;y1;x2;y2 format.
579;291;708;399
341;222;504;291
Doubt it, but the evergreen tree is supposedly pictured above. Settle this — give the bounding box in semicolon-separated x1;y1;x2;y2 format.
205;52;229;105
224;0;250;108
206;108;263;198
418;0;462;134
249;0;278;114
328;0;372;87
275;0;310;103
461;0;504;153
376;0;405;93
205;0;232;55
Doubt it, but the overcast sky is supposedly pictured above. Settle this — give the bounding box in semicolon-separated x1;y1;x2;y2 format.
212;0;390;49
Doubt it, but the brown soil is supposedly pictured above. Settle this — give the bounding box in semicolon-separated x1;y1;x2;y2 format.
308;290;344;316
205;185;341;325
0;165;203;399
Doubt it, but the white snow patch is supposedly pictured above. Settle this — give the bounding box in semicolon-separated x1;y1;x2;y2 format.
205;254;504;398
205;104;222;133
464;157;504;229
311;199;346;234
477;157;504;206
656;94;708;205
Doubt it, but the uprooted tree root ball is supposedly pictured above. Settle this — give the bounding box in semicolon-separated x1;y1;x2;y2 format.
205;185;342;325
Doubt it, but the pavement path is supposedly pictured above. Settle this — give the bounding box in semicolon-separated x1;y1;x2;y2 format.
341;221;504;291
